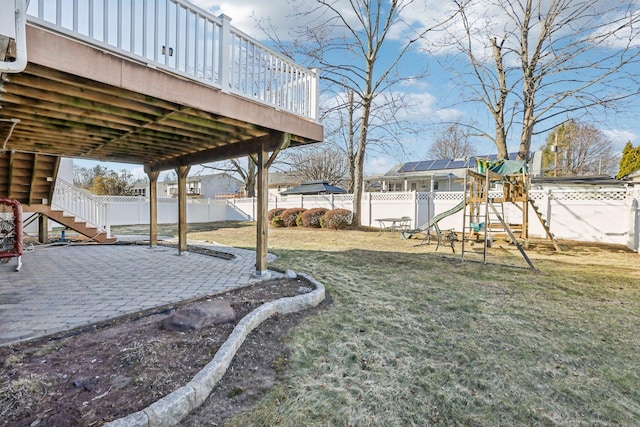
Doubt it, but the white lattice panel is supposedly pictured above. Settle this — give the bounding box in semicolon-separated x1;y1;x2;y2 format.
95;195;177;203
432;192;465;201
370;192;415;201
529;191;545;201
550;190;627;201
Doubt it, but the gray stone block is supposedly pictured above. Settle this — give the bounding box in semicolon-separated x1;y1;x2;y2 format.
160;300;235;332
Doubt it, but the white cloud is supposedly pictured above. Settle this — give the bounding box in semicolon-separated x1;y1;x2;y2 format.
130;166;146;181
602;129;638;150
365;156;395;175
396;92;465;124
190;0;297;39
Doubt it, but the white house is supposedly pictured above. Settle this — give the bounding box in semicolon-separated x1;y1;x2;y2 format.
163;173;243;199
268;171;303;197
366;152;543;192
627;168;640;184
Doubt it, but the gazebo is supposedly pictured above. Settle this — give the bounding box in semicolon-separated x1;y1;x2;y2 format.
279;180;347;195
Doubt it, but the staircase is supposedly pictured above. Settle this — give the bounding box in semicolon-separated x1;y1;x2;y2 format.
33;205;115;243
0;152;115;243
0;151;59;206
49;178;115;243
528;199;562;251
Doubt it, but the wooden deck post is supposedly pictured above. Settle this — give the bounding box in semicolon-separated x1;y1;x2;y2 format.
176;165;191;255
146;169;160;247
255;144;269;276
38;214;48;243
254;133;290;276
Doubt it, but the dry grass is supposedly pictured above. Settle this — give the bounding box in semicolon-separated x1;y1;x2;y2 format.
123;221;640;425
0;374;49;417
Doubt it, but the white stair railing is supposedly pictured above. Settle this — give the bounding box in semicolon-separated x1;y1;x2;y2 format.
51;178;111;238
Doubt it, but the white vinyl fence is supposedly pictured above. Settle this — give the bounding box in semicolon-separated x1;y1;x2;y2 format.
230;188;640;251
77;186;639;252
95;196;251;225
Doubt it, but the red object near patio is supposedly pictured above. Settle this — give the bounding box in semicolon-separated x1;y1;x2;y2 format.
0;198;23;271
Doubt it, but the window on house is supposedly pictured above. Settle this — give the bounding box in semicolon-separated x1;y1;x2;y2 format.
433;181;439;191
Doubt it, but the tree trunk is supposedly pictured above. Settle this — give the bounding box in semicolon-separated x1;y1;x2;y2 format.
352;98;372;227
351;145;366;227
347;90;356;193
246;160;256;198
492;37;509;160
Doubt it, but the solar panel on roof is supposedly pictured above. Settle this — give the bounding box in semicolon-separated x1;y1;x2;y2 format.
398;161;419;173
430;159;450;169
396;151;533;173
448;160;466;169
414;160;435;171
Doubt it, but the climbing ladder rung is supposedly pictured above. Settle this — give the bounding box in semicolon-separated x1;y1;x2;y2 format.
528;199;562;251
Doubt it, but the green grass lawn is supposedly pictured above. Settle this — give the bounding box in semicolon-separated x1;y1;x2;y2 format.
125;222;640;425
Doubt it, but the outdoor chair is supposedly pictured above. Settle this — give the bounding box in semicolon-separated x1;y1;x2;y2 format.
391;216;411;233
415;221;458;253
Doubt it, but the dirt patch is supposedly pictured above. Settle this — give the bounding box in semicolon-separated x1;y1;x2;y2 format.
0;276;328;426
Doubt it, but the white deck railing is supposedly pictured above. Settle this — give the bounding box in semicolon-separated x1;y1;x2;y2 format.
52;178;111;237
25;0;318;120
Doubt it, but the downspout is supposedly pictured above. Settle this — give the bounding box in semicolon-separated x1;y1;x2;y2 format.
0;0;28;73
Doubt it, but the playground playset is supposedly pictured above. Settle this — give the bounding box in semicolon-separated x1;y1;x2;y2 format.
402;159;560;269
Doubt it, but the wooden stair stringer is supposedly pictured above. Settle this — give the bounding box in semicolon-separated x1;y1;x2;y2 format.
28;205;116;243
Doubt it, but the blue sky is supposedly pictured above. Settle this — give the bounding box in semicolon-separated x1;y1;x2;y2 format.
74;0;640;179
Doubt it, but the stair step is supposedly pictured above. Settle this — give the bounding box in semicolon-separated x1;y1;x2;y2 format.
34;208;115;243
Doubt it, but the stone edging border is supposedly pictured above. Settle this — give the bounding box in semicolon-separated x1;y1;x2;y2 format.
104;273;326;427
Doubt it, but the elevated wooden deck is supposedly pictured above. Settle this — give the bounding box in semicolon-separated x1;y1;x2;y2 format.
1;1;323;272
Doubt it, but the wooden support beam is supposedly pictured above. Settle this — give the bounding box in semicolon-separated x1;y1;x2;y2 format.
489;202;536;270
145;134;278;172
48;156;61;204
252;132;289;276
146;169;160;247
176;165;191;255
38;214;48;244
27;154;37;204
255;143;269;276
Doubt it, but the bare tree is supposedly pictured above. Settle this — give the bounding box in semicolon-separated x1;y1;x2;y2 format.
162;170;178;183
433;0;640;161
321;88;429;192
428;124;477;159
281;144;349;187
266;0;457;225
541;121;619;176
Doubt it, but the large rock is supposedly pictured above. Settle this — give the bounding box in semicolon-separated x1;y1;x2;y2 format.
161;300;236;332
